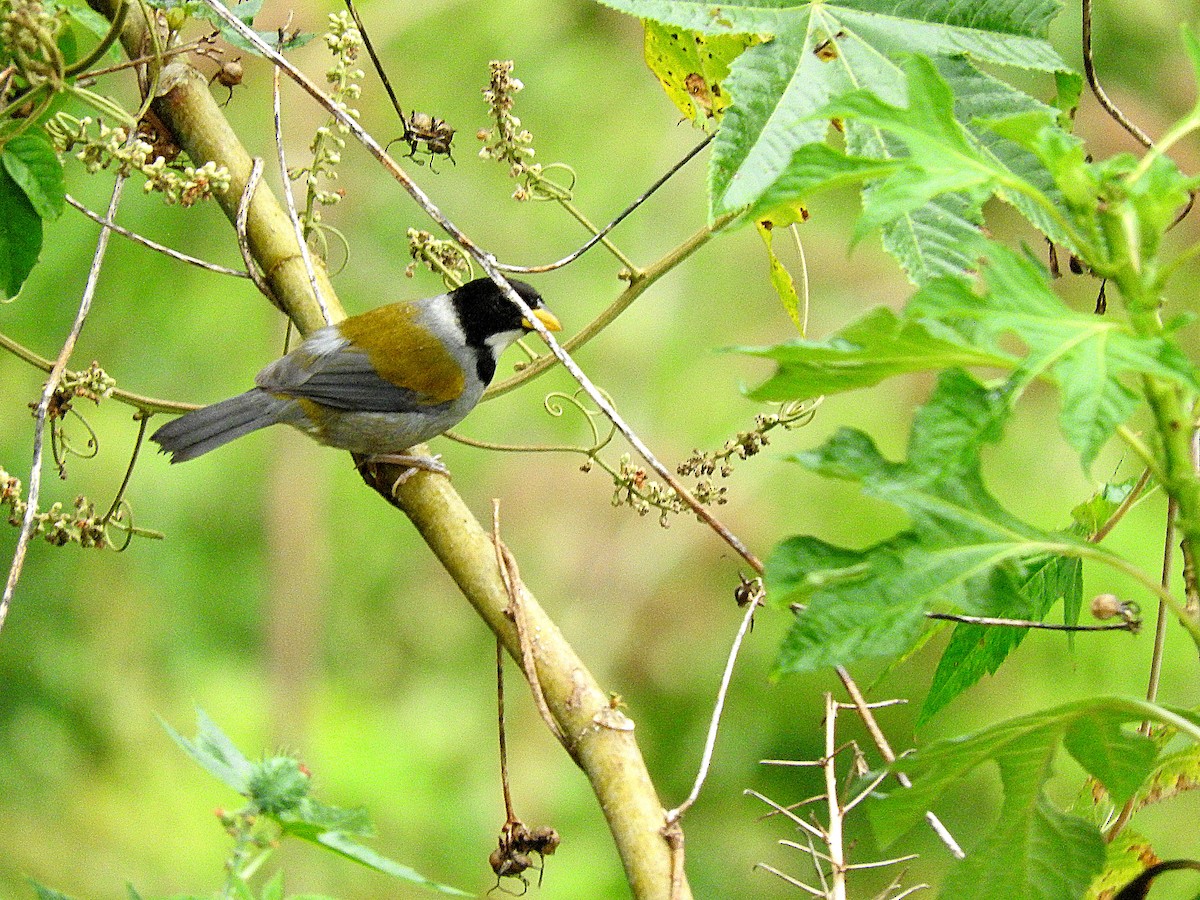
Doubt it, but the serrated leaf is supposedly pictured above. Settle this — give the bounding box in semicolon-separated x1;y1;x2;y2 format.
601;0;1065;223
3;133;65;220
1130;744;1200;813
872;697;1200;848
159;709;253;794
0;165;43;299
739;306;1013;401
919;553;1082;724
643;20;754;121
910;243;1200;469
768;370;1099;674
1086;829;1161;900
939;794;1105;900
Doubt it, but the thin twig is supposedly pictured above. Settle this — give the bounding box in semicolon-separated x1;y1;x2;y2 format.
66;194;250;278
0;330;197;414
492;501;566;747
666;586;762;823
925;612;1138;632
754;863;825;896
496;637;515;822
1081;0;1153;148
271;52;331;326
1;164;130;634
744;789;827;842
235;158;278;303
498;135;714;275
835;667;965;859
1089;466;1152;544
198;0;762;571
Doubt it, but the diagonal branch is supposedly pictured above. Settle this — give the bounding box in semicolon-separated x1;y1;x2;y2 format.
85;1;691;896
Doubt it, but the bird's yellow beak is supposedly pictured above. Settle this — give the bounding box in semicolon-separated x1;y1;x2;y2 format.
524;308;562;332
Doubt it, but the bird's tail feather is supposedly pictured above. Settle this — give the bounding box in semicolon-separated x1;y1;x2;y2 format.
151;390;294;463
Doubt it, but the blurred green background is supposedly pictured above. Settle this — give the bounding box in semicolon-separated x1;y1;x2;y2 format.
3;0;1200;897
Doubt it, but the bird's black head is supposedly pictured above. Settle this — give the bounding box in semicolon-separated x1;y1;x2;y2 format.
449;278;559;384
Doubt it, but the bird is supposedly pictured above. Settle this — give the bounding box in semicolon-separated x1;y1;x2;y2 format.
150;277;561;476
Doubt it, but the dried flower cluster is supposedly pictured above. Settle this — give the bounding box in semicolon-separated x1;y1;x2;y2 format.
678;400;819;479
48;115;231;205
1;468;109;547
404;228;472;283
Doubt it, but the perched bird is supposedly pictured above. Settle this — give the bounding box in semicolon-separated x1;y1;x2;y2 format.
151;278;561;473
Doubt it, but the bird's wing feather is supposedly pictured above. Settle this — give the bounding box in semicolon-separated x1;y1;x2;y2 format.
255;317;465;412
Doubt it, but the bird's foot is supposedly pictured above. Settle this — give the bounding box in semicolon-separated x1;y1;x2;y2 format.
361;452;450;497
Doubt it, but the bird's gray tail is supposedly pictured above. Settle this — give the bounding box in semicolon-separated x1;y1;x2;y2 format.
151;389;295;463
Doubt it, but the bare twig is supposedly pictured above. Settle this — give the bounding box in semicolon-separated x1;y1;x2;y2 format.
66;195;249;278
0;330;197;414
1;165;130;634
744;790;827;842
496;637;515;822
1081;0;1153;148
665;583;762;823
754;863;825;896
271;53;331;326
924;612;1138;632
492;501;566;747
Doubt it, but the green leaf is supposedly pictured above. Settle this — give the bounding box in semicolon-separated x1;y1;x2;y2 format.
3;133;65;220
755;220;803;330
768;369;1099;674
938;794;1104;900
1087;829;1159;900
600;0;1064;217
872;697;1196;847
910;243;1200;469
643;20;755;121
1070;476;1146;537
740;306;1013;401
0;165;43;299
159;709;254;795
919;553;1081;724
869;698;1200;899
291;831;472;895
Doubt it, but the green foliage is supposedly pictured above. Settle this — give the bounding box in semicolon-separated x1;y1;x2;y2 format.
599;0;1067;281
872;699;1200;899
642;20;753;122
767;369;1100;675
158;711;471;896
0;164;43;300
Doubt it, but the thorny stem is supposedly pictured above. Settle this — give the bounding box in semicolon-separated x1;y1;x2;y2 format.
196;0;762;571
1;160;130;635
